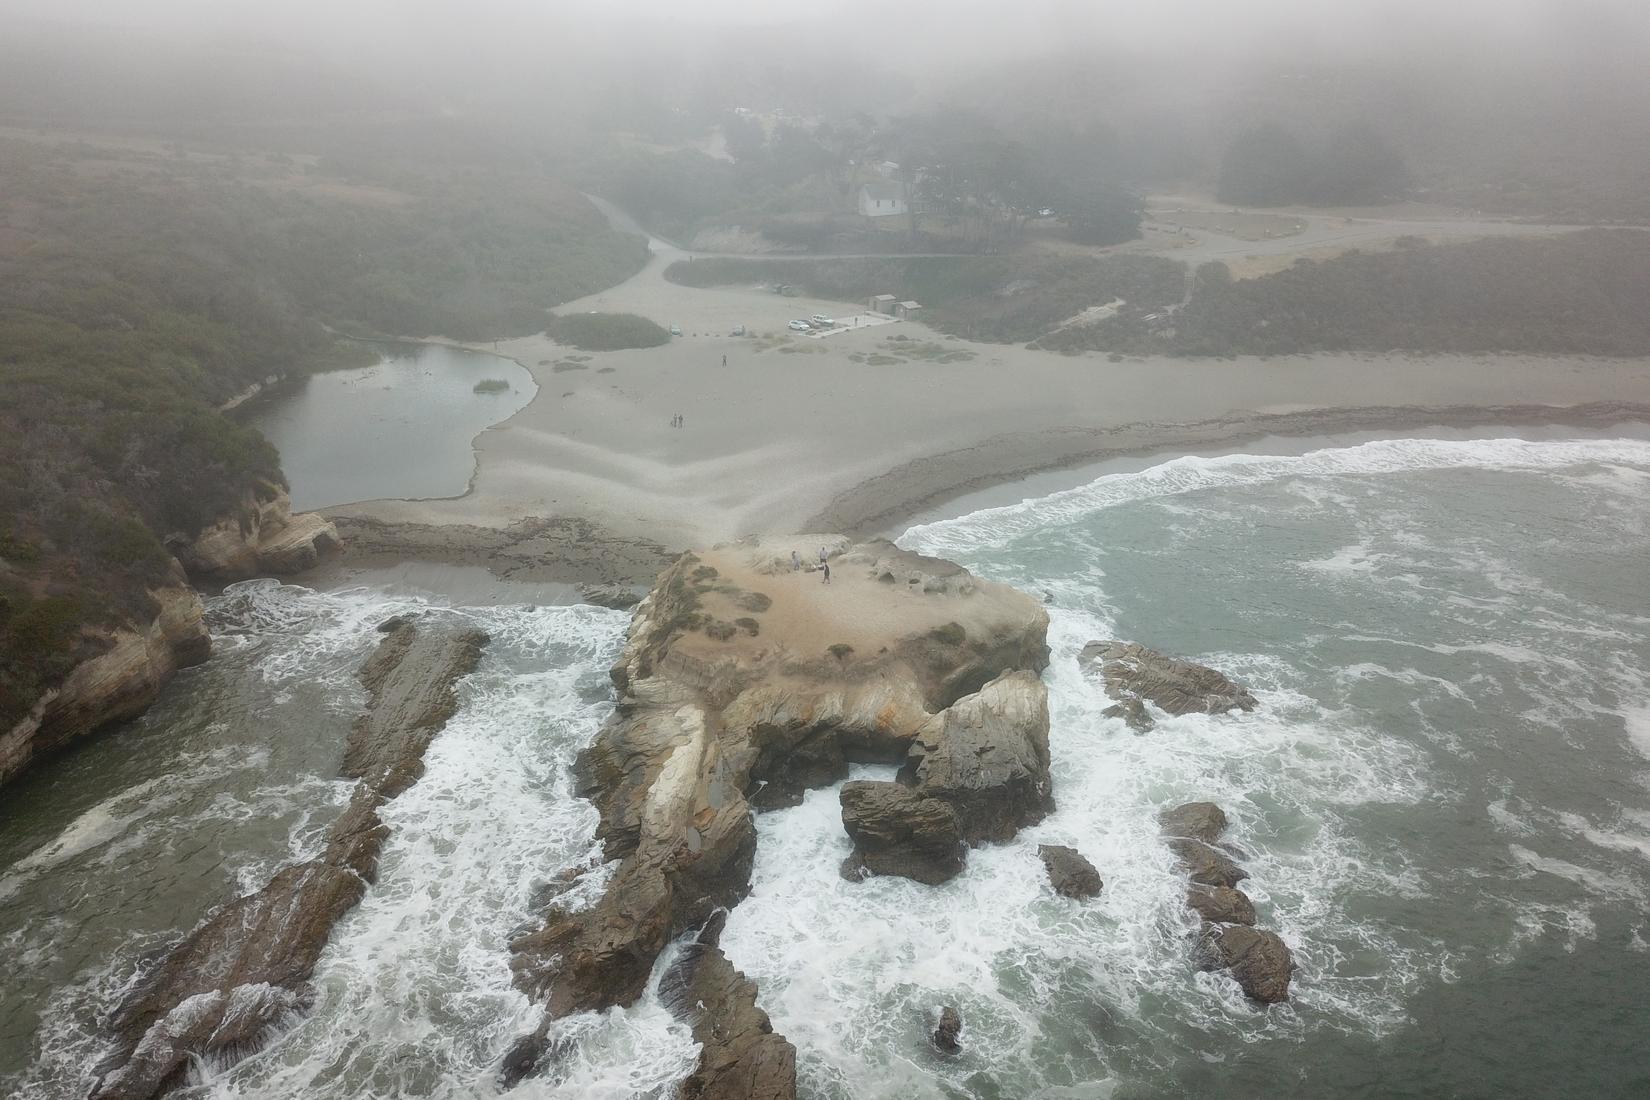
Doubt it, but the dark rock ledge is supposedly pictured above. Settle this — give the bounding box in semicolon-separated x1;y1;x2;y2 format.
87;622;486;1100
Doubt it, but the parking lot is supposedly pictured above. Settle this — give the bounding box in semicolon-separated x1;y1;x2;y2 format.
799;311;900;338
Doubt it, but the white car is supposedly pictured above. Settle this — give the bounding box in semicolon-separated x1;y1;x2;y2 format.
810;314;835;328
788;319;811;332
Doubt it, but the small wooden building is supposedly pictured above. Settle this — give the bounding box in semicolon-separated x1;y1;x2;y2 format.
895;301;923;320
869;294;897;315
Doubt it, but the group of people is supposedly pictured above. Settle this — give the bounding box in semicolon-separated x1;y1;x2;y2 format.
792;546;831;584
670;413;684;428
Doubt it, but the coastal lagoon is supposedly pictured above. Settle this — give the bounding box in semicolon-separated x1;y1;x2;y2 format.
4;436;1649;1097
247;345;535;511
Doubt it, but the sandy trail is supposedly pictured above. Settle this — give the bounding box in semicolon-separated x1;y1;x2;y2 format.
331;197;1650;559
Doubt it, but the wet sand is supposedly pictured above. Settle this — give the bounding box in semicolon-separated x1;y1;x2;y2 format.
326;208;1650;580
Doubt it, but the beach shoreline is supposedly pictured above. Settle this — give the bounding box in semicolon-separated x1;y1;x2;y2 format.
315;398;1650;590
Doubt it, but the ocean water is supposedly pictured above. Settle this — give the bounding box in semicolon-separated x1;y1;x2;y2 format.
4;436;1650;1098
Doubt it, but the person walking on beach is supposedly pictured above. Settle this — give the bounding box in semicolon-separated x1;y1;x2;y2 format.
821;560;831;585
791;550;800;572
818;546;828;566
722;354;727;367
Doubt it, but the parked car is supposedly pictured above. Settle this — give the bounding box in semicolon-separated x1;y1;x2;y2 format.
810;314;835;328
787;319;811;332
669;324;682;336
729;324;746;336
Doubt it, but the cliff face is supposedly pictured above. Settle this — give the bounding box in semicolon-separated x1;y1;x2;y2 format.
1;486;340;791
169;482;340;580
0;582;209;787
504;537;1052;1095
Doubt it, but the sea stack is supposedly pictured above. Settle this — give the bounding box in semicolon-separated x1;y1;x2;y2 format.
504;536;1050;1089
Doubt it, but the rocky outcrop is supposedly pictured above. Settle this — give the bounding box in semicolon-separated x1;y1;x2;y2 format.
1160;801;1294;1005
837;668;1052;884
932;1006;963;1054
1194;925;1295;1004
1187;884;1257;926
1038;844;1103;900
899;670;1052;843
660;912;797;1100
1081;642;1256;730
505;537;1049;1089
168;482;339;581
579;582;643;610
88;622;486;1100
0;583;209;788
1158;802;1229;844
839;781;965;885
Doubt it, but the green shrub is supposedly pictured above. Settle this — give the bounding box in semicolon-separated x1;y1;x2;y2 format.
545;312;672;351
472;378;511;393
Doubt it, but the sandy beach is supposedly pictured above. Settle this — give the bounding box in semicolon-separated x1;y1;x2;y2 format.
324;204;1650;582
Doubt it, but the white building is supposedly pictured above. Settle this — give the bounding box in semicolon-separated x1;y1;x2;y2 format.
857;182;909;219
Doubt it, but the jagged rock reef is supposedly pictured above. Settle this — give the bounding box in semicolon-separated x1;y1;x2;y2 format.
87;621;486;1100
1160;802;1295;1004
505;537;1050;1091
1081;641;1257;731
660;912;796;1100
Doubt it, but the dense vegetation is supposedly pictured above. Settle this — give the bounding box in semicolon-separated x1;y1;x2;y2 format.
0;135;645;732
1217;121;1409;207
545;312;673;351
1048;231;1650;357
666;254;1184;344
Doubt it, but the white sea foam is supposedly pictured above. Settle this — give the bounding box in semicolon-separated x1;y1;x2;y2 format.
901;436;1650;557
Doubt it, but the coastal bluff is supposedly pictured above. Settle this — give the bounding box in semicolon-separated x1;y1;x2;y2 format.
1;485;338;790
504;536;1051;1094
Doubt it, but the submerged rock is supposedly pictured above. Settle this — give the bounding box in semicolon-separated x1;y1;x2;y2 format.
1038;844;1103;900
1102;697;1153;732
1080;641;1256;719
840;781;966;885
932;1006;963;1054
88;624;487;1100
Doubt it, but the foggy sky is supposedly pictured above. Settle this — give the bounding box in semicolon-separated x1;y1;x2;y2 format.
5;0;1647;62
